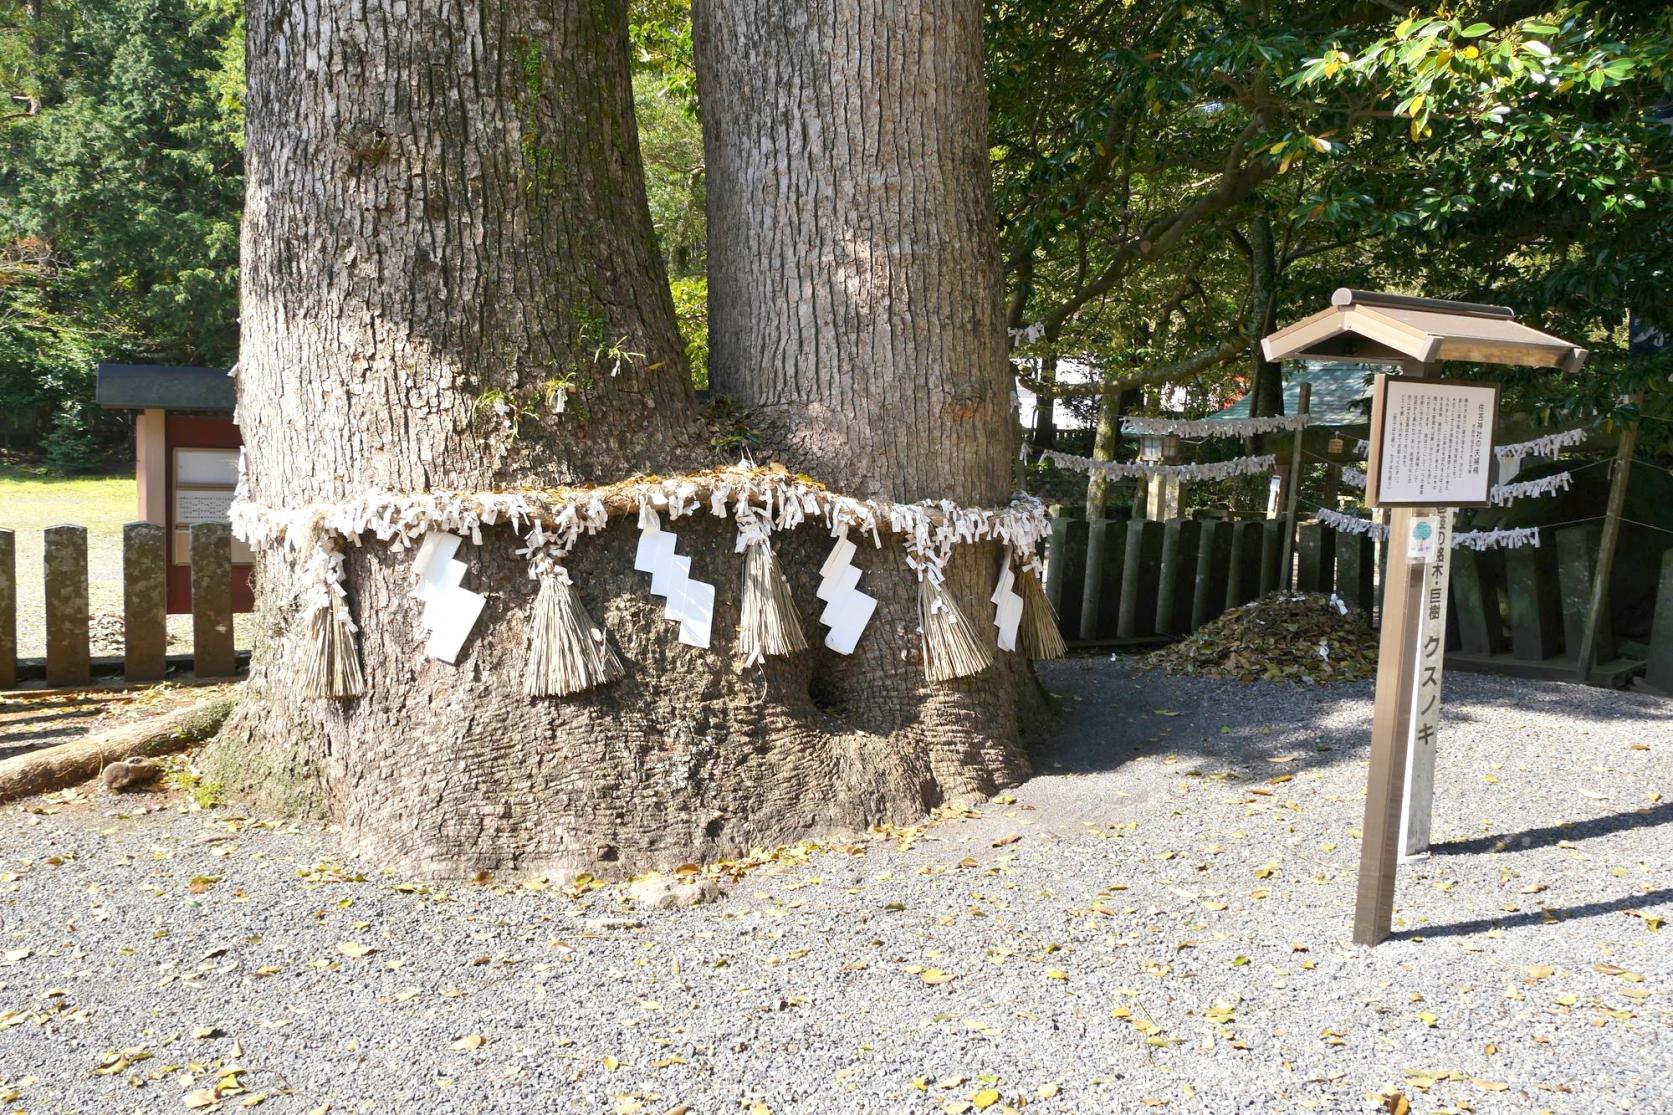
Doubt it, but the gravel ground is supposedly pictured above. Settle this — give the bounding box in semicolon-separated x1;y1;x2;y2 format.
0;661;1668;1114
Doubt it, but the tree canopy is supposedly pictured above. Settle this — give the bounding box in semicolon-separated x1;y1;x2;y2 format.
1;0;1667;465
1;0;242;463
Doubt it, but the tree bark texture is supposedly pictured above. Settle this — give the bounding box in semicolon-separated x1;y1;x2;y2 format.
694;1;1037;765
1083;386;1123;521
1031;355;1058;450
1247;215;1285;421
220;0;1034;878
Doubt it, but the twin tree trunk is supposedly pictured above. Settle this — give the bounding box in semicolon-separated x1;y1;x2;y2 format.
217;0;1033;876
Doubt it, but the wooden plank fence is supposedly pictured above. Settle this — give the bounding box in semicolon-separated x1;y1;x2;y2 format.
0;522;243;690
1045;512;1673;688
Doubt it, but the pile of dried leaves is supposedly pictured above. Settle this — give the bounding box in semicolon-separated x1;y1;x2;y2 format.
1146;592;1380;683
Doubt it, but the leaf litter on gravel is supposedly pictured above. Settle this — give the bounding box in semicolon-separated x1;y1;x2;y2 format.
1145;592;1379;683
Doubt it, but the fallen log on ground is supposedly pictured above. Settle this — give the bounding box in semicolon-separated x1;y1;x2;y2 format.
0;696;235;805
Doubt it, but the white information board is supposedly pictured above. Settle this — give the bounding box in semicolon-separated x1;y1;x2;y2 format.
171;447;251;564
175;447;240;487
1367;376;1498;507
176;487;234;526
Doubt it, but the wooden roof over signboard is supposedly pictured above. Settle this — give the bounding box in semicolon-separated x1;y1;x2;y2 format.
1261;289;1589;372
95;363;235;414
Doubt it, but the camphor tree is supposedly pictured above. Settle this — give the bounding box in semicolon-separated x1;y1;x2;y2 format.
214;0;1037;876
693;0;1033;743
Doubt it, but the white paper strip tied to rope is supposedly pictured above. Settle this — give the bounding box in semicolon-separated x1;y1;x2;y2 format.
1008;321;1046;348
1008;549;1066;661
733;495;807;667
1038;449;1277;482
1316;507;1389;541
1494;427;1586;462
1489;471;1572;507
1452;526;1542;551
634;506;715;649
990;560;1024;651
410;532;487;664
230;464;1059;683
1341;466;1368;490
1317;506;1543;551
230;465;1053;572
296;539;364;698
816;526;878;655
1121;414;1309;438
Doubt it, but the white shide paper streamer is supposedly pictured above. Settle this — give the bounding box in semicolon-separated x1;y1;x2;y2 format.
816;526;878;655
1489;471;1571;507
1038;448;1277;482
1316;507;1544;550
1121;414;1309;438
1451;526;1543;551
1494;427;1586;462
1316;507;1388;541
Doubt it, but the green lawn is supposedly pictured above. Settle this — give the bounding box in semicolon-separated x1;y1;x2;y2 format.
1;465;255;661
1;466;139;658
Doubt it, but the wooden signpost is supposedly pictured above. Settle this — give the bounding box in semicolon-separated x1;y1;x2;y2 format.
1257;289;1591;947
1353;370;1497;945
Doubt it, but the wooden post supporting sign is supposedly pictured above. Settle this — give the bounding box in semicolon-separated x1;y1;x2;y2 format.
1354;370;1497;946
1354;505;1426;944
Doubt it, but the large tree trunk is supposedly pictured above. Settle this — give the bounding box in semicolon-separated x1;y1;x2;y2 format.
693;3;1036;754
216;0;1032;879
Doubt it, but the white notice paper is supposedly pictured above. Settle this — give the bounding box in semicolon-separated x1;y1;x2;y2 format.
1372;377;1498;506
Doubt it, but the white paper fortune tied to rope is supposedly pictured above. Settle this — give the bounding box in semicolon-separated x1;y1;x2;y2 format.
634;509;715;648
409;531;486;664
991;560;1024;652
816;526;877;655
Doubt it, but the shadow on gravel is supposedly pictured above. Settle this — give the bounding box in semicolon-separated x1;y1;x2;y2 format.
1434;802;1673;855
1040;660;1669;791
1389;887;1673;941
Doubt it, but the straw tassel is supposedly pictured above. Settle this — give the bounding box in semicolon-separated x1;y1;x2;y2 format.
917;571;994;683
1015;561;1067;661
524;561;623;698
297;540;364;698
737;537;808;667
735;502;807;667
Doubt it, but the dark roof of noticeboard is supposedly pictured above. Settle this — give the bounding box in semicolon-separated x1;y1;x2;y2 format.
95;363;236;414
1208;362;1377;429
